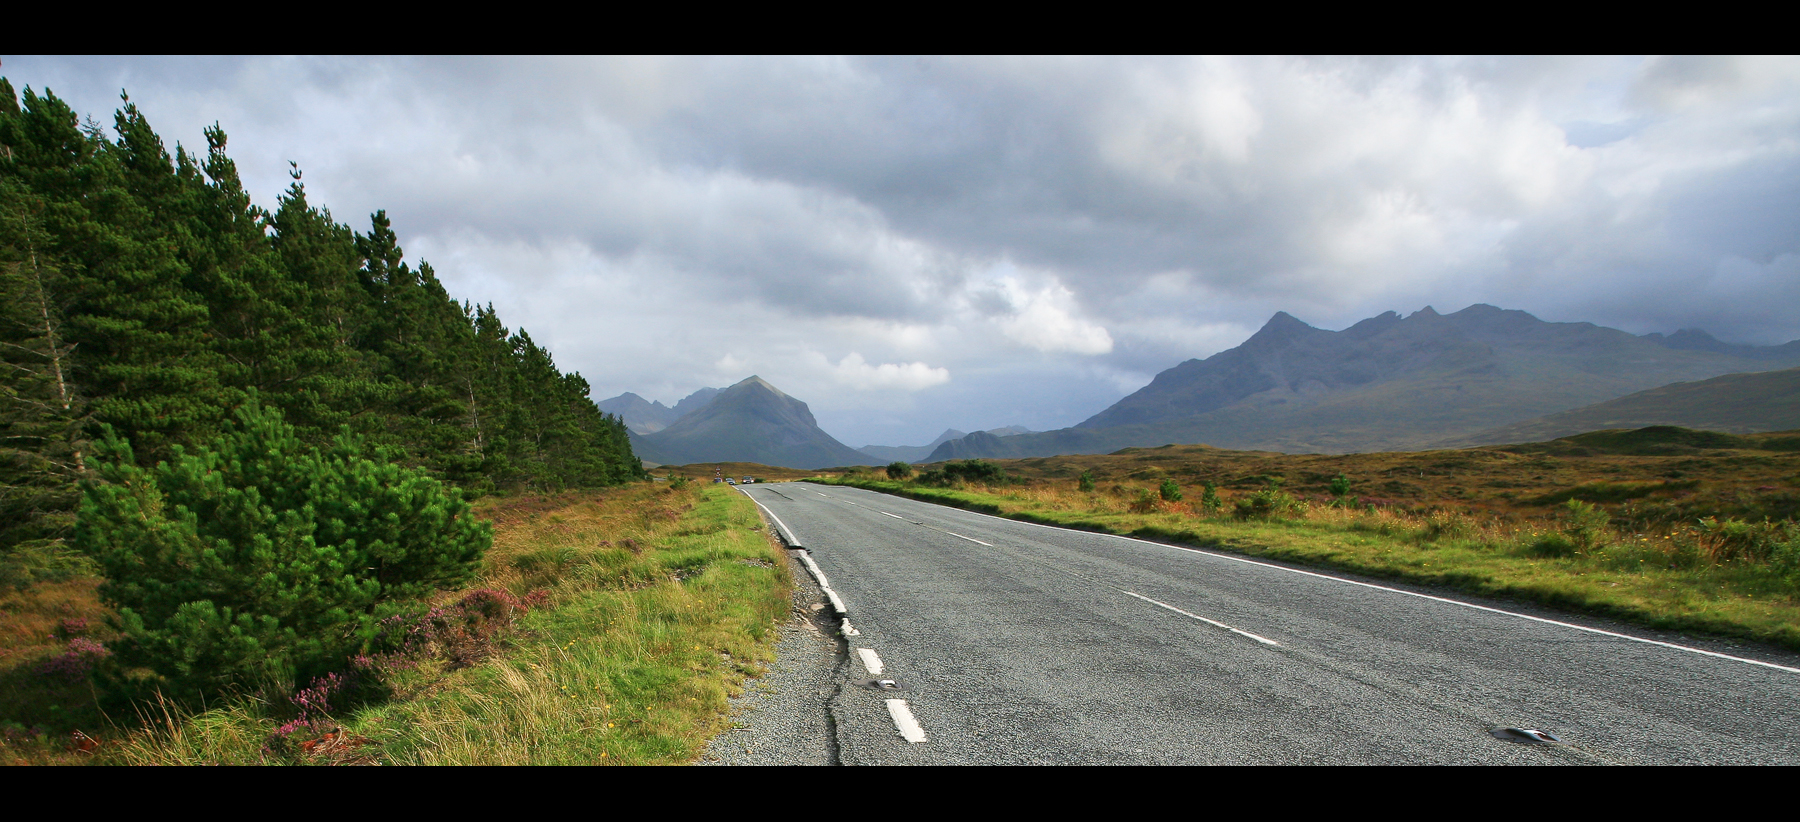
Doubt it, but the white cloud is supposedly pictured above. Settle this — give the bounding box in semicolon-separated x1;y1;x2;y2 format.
820;352;951;391
979;269;1113;355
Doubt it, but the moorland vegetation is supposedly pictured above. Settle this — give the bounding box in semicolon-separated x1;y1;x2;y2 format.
818;428;1800;649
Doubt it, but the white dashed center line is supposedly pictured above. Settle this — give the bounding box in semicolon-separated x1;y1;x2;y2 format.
886;699;928;743
1125;590;1280;646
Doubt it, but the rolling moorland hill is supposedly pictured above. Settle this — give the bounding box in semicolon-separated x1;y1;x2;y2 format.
1441;366;1800;447
859;428;967;464
859;426;1036;463
927;304;1800;459
629;376;871;469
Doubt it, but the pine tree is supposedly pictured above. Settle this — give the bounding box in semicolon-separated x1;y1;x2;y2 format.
0;172;93;585
78;402;491;702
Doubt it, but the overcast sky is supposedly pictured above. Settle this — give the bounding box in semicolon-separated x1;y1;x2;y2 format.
7;56;1799;447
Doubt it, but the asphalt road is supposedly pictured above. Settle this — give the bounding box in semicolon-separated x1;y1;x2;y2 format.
735;481;1800;765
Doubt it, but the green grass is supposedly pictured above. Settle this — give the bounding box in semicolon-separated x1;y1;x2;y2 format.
33;483;789;766
813;475;1800;651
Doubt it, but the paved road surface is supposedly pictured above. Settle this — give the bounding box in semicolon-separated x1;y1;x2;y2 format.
733;482;1800;765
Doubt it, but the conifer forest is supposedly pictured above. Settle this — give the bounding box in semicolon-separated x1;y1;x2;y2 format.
0;80;645;588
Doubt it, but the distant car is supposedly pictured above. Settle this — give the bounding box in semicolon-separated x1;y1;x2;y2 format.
726;478;737;485
742;477;754;483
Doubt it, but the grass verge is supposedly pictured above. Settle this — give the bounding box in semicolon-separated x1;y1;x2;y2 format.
813;476;1800;652
4;482;789;765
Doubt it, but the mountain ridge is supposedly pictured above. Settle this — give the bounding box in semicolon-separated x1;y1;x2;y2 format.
928;304;1800;460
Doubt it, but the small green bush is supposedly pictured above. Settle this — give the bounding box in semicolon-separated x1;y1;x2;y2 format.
77;402;492;705
1200;481;1222;514
886;461;913;480
1560;499;1611;552
1129;488;1158;513
1159;478;1183;502
1329;473;1352;498
1233;481;1304;521
1077;471;1095;493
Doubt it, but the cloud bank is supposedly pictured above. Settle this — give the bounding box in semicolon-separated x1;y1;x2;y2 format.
8;55;1798;446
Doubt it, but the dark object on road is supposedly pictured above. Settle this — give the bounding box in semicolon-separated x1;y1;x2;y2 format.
1490;727;1561;745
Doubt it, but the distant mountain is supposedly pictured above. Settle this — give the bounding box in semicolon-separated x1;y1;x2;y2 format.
596;392;679;434
631;376;872;469
597;386;723;435
1640;329;1800;361
1442;366;1800;447
670;387;722;419
860;428;967;463
859;425;1035;463
928;304;1800;459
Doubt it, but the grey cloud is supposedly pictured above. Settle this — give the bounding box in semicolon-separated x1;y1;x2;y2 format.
9;55;1800;447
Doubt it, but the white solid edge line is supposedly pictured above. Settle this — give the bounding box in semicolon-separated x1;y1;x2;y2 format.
886;699;928;743
1124;591;1280;646
798;554;830;590
817;484;1800;676
826;588;850;616
739;489;803;548
857;647;885;675
841;619;861;636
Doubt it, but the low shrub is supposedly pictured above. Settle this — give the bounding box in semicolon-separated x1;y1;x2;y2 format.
1560;499;1611;552
1159;479;1183;502
1199;482;1223;514
77;401;492;706
886;462;913;480
1077;471;1095;493
1233;482;1304;521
